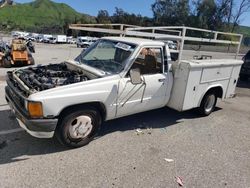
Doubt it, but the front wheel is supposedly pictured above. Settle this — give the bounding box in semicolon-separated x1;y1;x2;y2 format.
3;58;11;68
198;92;217;116
56;108;102;148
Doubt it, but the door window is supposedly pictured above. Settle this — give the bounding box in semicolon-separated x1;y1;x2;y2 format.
131;47;163;74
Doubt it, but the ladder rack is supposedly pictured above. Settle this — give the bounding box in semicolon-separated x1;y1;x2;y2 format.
69;24;243;61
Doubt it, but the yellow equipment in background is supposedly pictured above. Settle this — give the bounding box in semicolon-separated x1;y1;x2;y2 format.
0;39;35;68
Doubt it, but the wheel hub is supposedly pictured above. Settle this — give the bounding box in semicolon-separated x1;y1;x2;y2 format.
205;95;215;113
68;115;93;139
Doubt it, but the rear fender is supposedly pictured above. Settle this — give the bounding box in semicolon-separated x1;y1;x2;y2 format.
197;84;224;107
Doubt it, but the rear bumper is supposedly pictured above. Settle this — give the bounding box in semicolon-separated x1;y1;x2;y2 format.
5;86;58;138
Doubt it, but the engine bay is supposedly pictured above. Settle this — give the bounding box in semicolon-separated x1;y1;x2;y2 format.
13;63;90;92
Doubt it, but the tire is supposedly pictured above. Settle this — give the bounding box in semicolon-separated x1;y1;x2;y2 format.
198;91;217;116
3;58;11;68
83;44;90;49
55;107;102;148
28;56;35;65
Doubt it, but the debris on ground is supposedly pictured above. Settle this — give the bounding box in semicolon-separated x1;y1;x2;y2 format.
176;176;184;187
161;127;167;132
164;158;174;162
146;127;152;134
135;128;144;135
135;127;153;135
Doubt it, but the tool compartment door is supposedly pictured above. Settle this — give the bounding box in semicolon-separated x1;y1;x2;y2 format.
200;66;232;83
225;65;241;98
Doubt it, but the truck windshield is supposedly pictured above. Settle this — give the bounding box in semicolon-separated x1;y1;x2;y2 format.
75;39;136;74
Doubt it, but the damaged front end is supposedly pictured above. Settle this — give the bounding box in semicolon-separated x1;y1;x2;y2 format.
5;62;94;138
7;62;91;95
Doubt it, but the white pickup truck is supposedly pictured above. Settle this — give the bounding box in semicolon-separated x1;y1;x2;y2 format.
5;27;243;148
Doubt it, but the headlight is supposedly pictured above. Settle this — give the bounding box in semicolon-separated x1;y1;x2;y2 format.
28;101;43;118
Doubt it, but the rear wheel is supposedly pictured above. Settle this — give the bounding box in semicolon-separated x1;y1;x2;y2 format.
56;107;102;148
2;58;11;68
198;92;217;116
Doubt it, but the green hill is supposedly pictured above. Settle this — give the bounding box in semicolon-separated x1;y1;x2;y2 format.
237;25;250;37
0;0;96;34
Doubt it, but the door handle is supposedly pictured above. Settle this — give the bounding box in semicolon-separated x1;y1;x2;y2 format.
158;78;166;82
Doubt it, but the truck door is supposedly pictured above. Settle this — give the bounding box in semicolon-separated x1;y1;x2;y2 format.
116;47;169;117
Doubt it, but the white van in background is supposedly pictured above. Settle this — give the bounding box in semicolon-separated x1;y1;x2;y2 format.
49;35;67;44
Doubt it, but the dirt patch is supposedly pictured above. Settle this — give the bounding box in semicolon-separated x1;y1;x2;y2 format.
0;75;6;81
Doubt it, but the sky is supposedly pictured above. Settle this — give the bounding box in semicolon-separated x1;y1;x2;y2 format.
15;0;250;27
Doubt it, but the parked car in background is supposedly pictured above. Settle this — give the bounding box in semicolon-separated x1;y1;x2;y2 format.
47;35;67;44
67;38;76;44
40;34;53;43
48;37;57;44
166;40;177;50
240;50;250;81
76;36;98;48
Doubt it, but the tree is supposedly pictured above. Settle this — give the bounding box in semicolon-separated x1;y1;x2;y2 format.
176;0;190;25
111;7;147;26
112;7;128;24
152;0;177;25
194;0;236;30
97;10;111;24
227;0;234;27
196;0;217;29
152;0;190;26
231;0;250;32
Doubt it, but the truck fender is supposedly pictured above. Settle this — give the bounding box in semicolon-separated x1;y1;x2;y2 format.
56;101;107;121
197;84;224;107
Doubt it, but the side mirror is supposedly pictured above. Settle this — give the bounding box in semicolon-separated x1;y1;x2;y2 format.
130;68;142;85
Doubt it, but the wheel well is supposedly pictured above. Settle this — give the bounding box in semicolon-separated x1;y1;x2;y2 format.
207;86;223;98
57;102;107;121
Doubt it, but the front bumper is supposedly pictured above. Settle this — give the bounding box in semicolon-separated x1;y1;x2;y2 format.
5;86;58;138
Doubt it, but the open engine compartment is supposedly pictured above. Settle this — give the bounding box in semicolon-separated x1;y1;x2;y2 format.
13;63;90;92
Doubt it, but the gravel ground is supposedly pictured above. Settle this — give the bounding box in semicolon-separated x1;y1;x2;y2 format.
0;43;249;188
